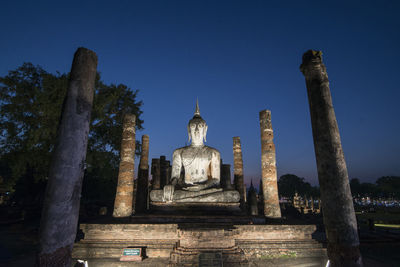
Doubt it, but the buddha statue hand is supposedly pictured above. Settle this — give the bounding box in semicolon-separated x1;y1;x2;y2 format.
182;183;207;192
163;184;175;202
182;178;219;192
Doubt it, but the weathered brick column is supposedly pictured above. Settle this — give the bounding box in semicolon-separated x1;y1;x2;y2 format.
259;110;281;218
311;196;314;212
248;181;258;216
139;135;149;170
300;50;362;266
38;48;97;266
166;160;172;185
136;134;149;213
160;155;168;188
233;137;246;203
113;114;136;217
151;158;161;189
221;163;233;190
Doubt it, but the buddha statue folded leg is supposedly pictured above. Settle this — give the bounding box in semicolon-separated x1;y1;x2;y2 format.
150;188;240;203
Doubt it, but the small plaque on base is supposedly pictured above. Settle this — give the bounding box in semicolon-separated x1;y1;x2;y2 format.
120;248;142;261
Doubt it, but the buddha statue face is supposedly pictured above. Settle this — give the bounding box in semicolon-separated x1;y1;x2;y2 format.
188;117;208;146
187;100;208;146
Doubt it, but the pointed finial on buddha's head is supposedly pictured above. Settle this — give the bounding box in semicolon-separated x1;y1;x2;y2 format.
194;98;200;116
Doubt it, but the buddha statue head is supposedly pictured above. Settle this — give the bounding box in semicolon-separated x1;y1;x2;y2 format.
187;100;208;146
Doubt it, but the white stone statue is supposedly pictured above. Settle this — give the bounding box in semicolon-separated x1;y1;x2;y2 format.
163;101;220;201
149;101;239;203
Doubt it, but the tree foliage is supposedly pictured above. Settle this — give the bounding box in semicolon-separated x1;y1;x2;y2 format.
278;174;400;199
350;176;400;198
278;174;320;198
0;63;143;206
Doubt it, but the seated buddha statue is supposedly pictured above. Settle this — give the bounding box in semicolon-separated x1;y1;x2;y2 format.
149;101;240;203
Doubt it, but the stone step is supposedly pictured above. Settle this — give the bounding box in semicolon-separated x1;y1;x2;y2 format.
72;240;177;259
130;215;265;224
237;240;324;249
76;239;177;247
172;246;241;253
242;247;327;259
170;246;248;265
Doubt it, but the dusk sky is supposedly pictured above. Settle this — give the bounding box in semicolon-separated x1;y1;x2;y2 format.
1;1;399;187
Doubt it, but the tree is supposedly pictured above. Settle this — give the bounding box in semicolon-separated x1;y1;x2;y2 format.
350;178;362;197
278;174;319;198
349;178;386;198
0;63;143;209
376;176;400;198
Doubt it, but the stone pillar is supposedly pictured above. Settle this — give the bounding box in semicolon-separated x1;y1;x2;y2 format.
258;178;263;214
139;135;149;170
160;156;167;188
311;196;315;212
151;158;161;190
233;137;246;203
38;48;97;266
259;110;281;218
221;164;233;190
248;181;258;216
136;135;149;213
166;160;171;185
300;50;362;266
113;114;136;218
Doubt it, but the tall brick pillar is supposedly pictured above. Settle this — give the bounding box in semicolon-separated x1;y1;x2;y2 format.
259;110;281;218
151;158;161;190
300;50;362;266
113;114;136;217
165;160;171;185
160;156;168;188
248;181;258;216
136;134;149;213
221;164;233;190
311;196;315;212
233;137;246;203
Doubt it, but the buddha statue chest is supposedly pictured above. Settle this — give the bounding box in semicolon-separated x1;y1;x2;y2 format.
181;146;212;184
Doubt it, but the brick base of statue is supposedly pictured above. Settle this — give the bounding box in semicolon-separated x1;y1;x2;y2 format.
72;222;327;266
76;103;328;266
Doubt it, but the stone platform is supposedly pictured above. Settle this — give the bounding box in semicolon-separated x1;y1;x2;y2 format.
149;202;242;216
129;214;265;224
72;220;327;266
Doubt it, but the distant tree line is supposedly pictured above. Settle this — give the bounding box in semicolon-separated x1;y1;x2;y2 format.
277;174;320;198
350;176;400;198
0;63;144;211
276;174;400;199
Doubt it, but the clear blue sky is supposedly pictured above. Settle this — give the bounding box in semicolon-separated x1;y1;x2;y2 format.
1;0;399;187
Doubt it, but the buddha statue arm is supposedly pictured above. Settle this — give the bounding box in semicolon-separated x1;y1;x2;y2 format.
210;150;221;182
205;150;221;189
170;149;182;185
163;149;181;201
